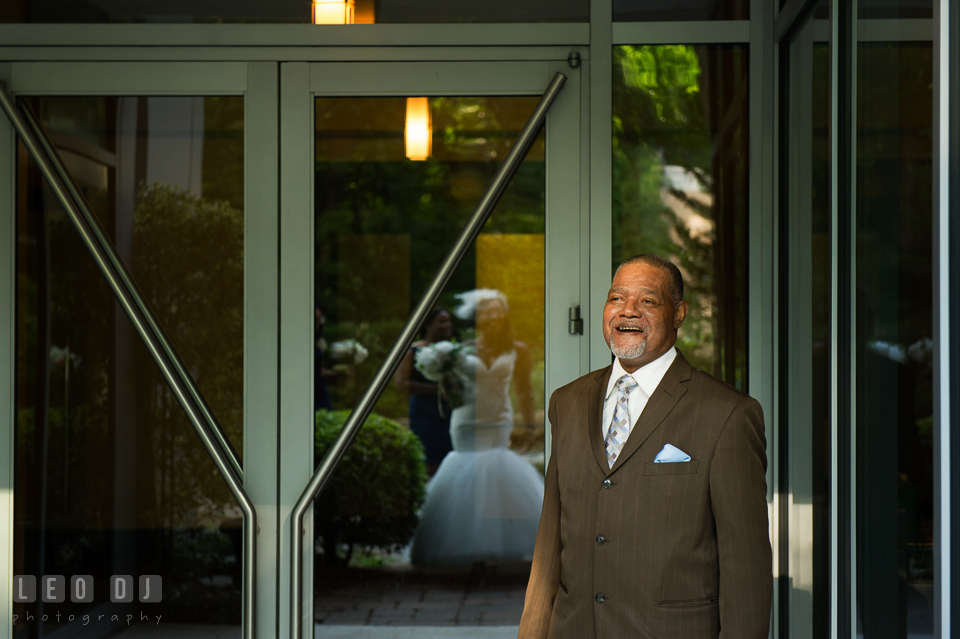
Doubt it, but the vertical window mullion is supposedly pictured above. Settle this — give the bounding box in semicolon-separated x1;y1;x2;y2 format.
829;0;855;637
589;0;613;373
935;0;958;635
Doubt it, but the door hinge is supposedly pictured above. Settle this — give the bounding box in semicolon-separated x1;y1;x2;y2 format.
569;305;583;335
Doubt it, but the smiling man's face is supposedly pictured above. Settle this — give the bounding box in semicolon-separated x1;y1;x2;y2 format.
602;262;688;373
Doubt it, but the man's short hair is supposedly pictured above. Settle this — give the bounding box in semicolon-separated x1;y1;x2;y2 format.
615;254;684;305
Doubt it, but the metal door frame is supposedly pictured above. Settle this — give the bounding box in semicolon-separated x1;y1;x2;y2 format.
0;61;281;639
278;58;586;639
0;6;794;633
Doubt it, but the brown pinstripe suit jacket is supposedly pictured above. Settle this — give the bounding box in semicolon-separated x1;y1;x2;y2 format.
518;352;772;639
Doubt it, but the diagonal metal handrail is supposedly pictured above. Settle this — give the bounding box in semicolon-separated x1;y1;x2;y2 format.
289;71;567;639
17;98;243;484
0;83;257;639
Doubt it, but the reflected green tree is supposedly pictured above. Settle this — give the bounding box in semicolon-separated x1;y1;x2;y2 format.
314;97;545;417
131;183;245;523
613;44;748;387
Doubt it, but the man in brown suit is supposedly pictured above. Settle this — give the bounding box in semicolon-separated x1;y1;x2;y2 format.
518;254;771;638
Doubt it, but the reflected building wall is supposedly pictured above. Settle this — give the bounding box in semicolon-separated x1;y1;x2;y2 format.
476;233;546;434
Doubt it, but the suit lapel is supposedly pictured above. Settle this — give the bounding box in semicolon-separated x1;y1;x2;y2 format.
608;351;692;474
588;366;613;473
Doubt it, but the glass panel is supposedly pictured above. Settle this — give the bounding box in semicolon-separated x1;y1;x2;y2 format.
371;0;588;23
858;0;932;20
612;44;749;389
782;7;832;637
14;96;244;635
313;96;546;629
855;30;934;639
2;0;310;23
809;36;832;639
1;0;588;24
614;0;748;22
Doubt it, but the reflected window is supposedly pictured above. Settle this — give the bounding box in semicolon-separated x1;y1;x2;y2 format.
612;44;749;389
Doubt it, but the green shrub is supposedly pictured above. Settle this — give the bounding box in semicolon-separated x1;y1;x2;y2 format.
314;409;427;564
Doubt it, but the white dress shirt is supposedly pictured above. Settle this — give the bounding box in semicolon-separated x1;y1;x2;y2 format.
601;346;677;439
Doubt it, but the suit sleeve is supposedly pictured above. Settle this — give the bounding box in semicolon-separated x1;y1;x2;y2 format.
517;392;562;639
710;396;773;639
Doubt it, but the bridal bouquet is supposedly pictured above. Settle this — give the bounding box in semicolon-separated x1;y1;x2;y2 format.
414;340;472;414
329;339;369;365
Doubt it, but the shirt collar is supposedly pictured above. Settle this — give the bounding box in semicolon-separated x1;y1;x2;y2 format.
605;346;678;400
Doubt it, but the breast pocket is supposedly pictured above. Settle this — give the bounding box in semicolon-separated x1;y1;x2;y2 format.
644;460;699;476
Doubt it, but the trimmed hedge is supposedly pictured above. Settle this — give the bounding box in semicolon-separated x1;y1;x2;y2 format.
314;409;427;564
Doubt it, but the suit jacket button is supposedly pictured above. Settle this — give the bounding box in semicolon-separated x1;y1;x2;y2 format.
602;479;612;488
595;593;605;603
596;535;606;545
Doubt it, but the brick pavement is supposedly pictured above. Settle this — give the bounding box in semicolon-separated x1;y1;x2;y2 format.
314;561;530;627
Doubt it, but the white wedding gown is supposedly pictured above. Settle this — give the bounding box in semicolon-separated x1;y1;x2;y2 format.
410;349;544;565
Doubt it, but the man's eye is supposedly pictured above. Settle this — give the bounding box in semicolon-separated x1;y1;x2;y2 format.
641;299;657;306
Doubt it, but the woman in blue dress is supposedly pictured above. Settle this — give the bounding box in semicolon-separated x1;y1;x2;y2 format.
394;308;455;477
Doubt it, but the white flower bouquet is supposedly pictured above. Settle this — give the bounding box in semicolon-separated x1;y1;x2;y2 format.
329;339;369;366
414;340;473;414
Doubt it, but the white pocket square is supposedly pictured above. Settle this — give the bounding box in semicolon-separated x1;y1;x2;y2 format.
654;443;691;463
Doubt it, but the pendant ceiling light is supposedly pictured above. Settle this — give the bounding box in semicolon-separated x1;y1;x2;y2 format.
313;0;355;24
405;97;432;161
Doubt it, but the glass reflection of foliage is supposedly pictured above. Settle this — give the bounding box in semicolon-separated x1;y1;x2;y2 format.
613;45;748;389
314;96;545;419
201;97;246;211
18;182;243;525
132;183;245;505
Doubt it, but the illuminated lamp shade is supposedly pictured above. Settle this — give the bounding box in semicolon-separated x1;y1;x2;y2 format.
405;97;432;161
313;0;355;24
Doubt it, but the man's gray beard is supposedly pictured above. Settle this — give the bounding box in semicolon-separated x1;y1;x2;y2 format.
608;335;646;361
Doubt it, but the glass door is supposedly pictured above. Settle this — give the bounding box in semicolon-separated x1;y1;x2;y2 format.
278;60;584;638
0;61;279;639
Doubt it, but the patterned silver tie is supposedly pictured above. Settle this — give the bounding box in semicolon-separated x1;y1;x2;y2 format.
605;374;639;468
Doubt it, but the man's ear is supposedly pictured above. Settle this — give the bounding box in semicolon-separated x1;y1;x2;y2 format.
674;300;689;329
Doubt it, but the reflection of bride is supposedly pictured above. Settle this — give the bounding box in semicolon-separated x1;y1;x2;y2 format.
411;290;544;565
